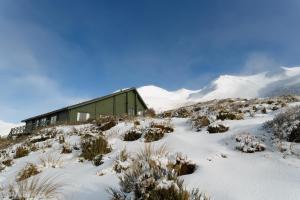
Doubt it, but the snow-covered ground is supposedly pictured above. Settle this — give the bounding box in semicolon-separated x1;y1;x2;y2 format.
1;101;300;200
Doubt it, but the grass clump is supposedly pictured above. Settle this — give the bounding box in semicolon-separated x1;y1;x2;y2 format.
123;129;142;141
17;163;41;182
144;128;164;143
61;143;72;154
39;154;63;168
1;176;63;200
81;136;111;165
2;159;13;167
264;106;300;143
108;144;209;200
14;146;30;159
207;123;229;134
217;110;243;120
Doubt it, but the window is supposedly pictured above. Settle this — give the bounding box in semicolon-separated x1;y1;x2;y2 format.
41;118;47;126
77;112;90;122
36;119;40;127
137;110;143;116
128;108;135;116
50;116;57;125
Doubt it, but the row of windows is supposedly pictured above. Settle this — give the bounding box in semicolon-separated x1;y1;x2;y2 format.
76;109;144;122
33;109;145;126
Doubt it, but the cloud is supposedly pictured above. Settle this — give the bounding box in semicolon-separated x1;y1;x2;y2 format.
0;12;87;123
241;52;279;74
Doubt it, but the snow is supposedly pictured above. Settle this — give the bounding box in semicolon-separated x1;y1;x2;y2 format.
1;102;300;200
0;120;23;137
138;85;199;112
138;67;300;111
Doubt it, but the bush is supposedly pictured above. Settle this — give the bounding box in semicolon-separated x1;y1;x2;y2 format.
150;122;174;133
40;154;63;168
191;116;210;131
108;145;209;200
172;108;191;118
17;163;41;181
134;120;140;126
235;134;266;153
144;128;164;142
81;136;111;162
123;129;142;141
207;123;229;134
217;110;243;120
2;159;13;167
61;143;72;154
14;146;29;158
93;154;104;166
264;106;300;142
168;154;196;176
145;108;156;118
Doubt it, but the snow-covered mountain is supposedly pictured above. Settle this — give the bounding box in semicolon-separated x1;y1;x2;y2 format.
138;66;300;111
0;120;22;137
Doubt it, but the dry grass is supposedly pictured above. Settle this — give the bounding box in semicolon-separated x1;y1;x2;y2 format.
123;129;142;141
39;153;63;168
2;159;13;167
17;163;41;182
136;144;168;162
3;175;63;200
14;146;30;159
81;136;111;161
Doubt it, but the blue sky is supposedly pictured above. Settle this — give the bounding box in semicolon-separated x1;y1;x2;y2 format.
1;0;300;122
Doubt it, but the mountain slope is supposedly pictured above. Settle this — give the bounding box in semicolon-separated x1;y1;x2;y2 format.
138;67;300;111
0;120;22;137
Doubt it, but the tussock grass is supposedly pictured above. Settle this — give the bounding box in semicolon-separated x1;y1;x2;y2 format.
1;175;63;200
14;146;30;159
81;136;111;163
39;153;63;168
17;163;41;182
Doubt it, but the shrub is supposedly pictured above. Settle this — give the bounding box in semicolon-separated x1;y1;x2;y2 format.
99;120;117;131
235;134;266;153
2;159;13;167
14;146;29;159
1;176;63;200
264;106;300;142
61;143;72;154
172;108;191;118
145;108;156;118
81;136;111;162
123;129;142;141
93;154;104;166
150;122;174;133
168;154;196;176
261;107;267;114
144;128;164;142
191;116;210;131
58;135;65;144
207;123;229;134
217;110;243;120
17;163;41;181
40;154;63;168
108;145;209;200
134;120;140;126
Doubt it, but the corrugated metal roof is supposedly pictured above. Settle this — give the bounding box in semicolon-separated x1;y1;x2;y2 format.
21;87;148;122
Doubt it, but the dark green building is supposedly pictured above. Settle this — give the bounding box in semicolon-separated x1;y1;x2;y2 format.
21;88;148;131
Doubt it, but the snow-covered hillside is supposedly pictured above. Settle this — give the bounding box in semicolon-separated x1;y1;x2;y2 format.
138;85;199;112
138;67;300;111
0;120;22;137
0;97;300;200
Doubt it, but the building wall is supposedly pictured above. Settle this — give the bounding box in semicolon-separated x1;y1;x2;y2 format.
25;90;148;126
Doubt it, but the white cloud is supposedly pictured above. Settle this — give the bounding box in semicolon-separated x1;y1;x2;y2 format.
242;52;278;74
